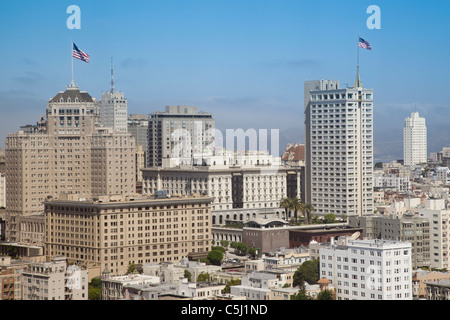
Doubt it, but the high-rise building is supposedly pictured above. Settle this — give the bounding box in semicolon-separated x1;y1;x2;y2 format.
99;61;128;133
403;112;427;166
304;74;374;217
4;84;136;242
147;106;214;167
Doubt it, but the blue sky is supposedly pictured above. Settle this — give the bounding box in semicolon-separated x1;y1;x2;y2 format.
1;0;450;161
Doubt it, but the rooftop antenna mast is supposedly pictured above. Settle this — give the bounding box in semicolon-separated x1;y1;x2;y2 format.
110;57;115;93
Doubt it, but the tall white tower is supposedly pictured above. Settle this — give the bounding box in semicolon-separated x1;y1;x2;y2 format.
99;58;128;132
403;112;427;166
304;73;374;217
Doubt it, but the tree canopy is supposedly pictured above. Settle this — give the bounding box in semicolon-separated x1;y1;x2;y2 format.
293;259;320;287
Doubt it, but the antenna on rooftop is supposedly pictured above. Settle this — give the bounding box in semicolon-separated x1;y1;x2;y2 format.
110;57;115;93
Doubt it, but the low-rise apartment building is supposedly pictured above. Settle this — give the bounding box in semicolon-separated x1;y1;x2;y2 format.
319;238;412;300
22;256;88;300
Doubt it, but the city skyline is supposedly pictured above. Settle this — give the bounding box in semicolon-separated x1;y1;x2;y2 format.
2;1;450;162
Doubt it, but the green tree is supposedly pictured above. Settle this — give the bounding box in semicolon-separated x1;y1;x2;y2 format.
248;247;260;258
222;279;241;294
184;270;192;282
220;240;229;248
290;197;304;225
197;272;210;282
280;197;291;222
235;242;248;256
212;246;226;253
293;259;320;287
290;290;312;300
317;289;334;300
302;202;315;225
88;277;102;300
374;162;383;169
207;249;224;266
230;242;248;256
323;213;336;224
126;262;137;274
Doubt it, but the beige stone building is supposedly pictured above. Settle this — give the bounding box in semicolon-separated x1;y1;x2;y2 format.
412;270;450;298
4;84;136;243
44;193;213;276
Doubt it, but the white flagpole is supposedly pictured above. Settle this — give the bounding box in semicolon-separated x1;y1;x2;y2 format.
71;41;74;87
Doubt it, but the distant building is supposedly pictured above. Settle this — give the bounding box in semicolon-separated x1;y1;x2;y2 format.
178;278;225;300
101;272;160;300
281;144;305;167
242;218;292;253
128;114;150;182
404;112;427;166
44;193;214;276
348;213;431;269
230;270;294;300
288;225;363;248
22;256;88;300
0;173;5;208
412;270;450;298
0;256;26;300
142;154;302;226
99;61;128;133
425;279;450;300
146;106;214;167
417;199;450;270
373;173;411;192
319;238;413;300
143;258;222;284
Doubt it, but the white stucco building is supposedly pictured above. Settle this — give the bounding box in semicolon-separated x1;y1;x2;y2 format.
319;238;412;300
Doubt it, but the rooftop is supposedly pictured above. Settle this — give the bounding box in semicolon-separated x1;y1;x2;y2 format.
49;86;94;103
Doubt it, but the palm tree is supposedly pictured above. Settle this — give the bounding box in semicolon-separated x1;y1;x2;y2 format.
302;202;315;224
280;197;291;222
290;197;304;225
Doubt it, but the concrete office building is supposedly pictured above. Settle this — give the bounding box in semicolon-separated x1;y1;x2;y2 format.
147;106;214;167
348;213;431;269
319;238;413;300
44;193;214;276
304;76;374;217
4;84;136;243
99;61;128;133
403;112;427;166
417;199;450;270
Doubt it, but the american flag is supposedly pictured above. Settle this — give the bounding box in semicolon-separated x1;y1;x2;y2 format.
72;43;90;62
358;37;372;50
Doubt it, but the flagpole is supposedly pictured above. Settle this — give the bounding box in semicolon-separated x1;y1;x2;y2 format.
71;41;74;87
357;35;360;68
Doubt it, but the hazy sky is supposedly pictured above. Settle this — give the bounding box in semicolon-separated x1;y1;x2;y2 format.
1;0;450;161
